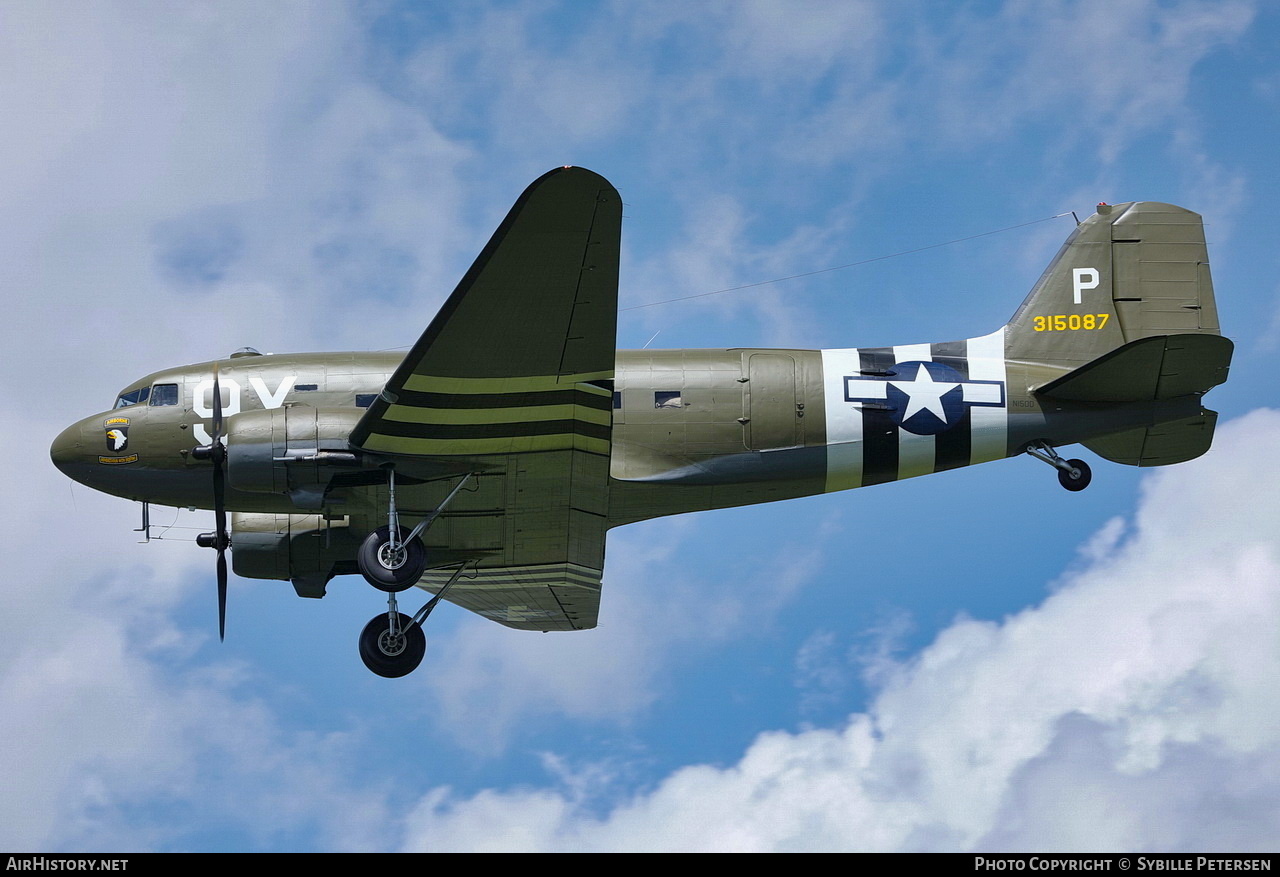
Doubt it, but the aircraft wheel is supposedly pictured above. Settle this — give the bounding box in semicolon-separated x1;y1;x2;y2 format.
357;525;426;592
1058;459;1092;492
359;612;425;678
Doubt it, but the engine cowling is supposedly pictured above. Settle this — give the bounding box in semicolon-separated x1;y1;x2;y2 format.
231;512;361;598
225;407;370;508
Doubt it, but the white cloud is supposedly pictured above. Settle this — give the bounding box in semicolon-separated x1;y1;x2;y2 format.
0;462;400;851
918;0;1255;161
0;2;463;851
400;409;1280;852
417;514;833;753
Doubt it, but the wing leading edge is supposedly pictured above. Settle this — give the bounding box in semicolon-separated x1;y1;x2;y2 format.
350;167;621;632
350;166;620;456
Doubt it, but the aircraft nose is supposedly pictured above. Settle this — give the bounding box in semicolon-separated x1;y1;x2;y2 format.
50;421;84;477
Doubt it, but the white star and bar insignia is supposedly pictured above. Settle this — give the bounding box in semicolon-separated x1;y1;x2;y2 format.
843;360;1004;436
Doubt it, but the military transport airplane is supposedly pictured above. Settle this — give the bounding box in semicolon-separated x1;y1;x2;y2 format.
50;167;1233;677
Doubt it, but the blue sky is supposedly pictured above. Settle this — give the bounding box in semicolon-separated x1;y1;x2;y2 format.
2;0;1279;852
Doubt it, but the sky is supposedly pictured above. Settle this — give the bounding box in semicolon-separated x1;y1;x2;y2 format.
2;0;1278;853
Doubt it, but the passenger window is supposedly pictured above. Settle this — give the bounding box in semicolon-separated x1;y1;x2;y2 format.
150;384;179;406
654;391;683;409
356;394;377;408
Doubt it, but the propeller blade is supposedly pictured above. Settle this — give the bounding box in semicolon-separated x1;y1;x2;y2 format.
216;549;227;642
212;453;226;533
210;361;229;641
211;361;223;443
213;468;227;628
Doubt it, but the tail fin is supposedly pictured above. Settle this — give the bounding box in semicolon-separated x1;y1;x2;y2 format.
1006;202;1221;367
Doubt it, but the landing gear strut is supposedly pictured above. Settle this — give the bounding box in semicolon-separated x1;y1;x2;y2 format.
1026;441;1092;492
356;470;473;591
358;563;472;678
357;471;476;676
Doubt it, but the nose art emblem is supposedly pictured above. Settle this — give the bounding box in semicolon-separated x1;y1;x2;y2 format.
105;417;130;452
100;417;138;464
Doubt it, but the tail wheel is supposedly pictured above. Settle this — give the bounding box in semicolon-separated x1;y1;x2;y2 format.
358;612;425;678
357;525;426;592
1058;458;1092;492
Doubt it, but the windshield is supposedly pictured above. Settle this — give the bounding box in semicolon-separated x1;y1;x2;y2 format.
114;387;150;409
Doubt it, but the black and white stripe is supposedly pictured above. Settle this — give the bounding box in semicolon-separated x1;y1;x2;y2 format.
820;328;1008;492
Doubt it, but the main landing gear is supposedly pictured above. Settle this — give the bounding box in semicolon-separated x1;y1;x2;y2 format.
1025;441;1092;492
357;468;474;677
358;563;470;677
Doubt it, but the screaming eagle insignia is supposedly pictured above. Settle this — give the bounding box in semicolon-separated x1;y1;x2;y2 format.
99;416;137;464
104;417;130;452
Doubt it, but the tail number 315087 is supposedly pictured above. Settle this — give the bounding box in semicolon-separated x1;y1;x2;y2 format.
1033;313;1110;332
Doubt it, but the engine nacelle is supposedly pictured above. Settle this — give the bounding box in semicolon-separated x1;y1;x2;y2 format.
231;512;361;598
225;407;370;508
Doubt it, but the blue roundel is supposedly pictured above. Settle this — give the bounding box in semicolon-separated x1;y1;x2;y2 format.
884;360;966;436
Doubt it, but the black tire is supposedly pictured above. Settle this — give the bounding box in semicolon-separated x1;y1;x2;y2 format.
359;612;425;678
1058;458;1092;492
357;525;426;592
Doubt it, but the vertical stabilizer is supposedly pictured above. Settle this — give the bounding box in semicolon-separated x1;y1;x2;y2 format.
1006;202;1219;368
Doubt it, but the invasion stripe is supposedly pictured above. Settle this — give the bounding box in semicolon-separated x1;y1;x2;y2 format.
820;347;865;492
930;339;972;473
402;372;613;394
966;328;1009;465
894;343;935;480
360;433;610;457
858;347;899;487
384;403;611;426
421;572;603;588
394;387;612;411
369;418;610;441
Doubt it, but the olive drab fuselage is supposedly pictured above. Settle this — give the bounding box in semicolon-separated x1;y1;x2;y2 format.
49;334;1205;525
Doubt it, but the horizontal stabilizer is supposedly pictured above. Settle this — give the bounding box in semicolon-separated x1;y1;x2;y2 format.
1083;408;1218;467
1035;334;1232;403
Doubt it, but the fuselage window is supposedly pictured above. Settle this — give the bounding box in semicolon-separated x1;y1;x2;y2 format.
150;383;179;406
654;391;683;409
296;384;318;391
113;387;150;408
356;394;377;408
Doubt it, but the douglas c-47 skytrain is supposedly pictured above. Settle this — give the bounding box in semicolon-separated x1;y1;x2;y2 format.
51;168;1233;677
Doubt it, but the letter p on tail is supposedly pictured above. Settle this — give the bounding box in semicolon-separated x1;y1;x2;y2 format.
1072;267;1099;304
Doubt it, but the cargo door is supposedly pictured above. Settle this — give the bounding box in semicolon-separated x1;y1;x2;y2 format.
746;353;800;450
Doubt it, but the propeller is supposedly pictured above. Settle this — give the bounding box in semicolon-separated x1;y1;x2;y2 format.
193;363;230;640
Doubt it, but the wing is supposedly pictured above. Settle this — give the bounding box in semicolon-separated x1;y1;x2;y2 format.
350;166;620;456
418;562;604;632
350;167;621;631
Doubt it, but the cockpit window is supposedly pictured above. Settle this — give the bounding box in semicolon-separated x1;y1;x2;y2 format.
150;383;179;406
114;387;150;408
